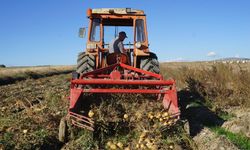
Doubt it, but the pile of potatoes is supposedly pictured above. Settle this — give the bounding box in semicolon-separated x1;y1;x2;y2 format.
84;98;180;150
135;131;158;150
105;141;127;150
147;111;177;127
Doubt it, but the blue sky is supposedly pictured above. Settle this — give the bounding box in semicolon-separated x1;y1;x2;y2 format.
0;0;250;66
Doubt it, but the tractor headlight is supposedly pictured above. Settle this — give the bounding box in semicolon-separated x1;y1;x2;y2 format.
135;42;142;49
87;43;97;49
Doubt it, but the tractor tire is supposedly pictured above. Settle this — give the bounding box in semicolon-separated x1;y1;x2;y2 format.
140;52;160;74
58;117;68;143
76;52;95;74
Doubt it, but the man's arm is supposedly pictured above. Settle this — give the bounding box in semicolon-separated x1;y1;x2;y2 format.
118;42;127;53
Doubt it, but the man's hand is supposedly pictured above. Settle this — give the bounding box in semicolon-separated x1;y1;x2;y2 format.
122;48;127;53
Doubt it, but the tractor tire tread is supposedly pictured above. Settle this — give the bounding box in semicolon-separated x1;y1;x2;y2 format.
140;52;160;74
76;53;95;74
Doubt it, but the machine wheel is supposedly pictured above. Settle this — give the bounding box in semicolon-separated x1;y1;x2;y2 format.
140;52;160;74
76;52;95;74
58;117;68;143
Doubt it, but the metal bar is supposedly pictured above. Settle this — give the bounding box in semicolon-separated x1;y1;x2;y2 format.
69;114;94;126
120;63;162;79
85;74;151;79
168;112;181;119
82;88;171;94
80;63;163;79
72;120;94;131
69;111;94;123
72;79;175;86
80;63;119;78
86;75;110;78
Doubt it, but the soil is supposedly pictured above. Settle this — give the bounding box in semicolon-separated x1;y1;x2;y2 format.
193;128;239;150
222;107;250;138
0;74;248;150
192;106;250;150
0;74;70;149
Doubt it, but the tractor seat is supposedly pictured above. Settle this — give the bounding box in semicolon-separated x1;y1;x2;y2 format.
107;53;129;65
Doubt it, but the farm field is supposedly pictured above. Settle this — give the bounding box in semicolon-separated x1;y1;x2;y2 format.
0;66;74;86
0;62;250;150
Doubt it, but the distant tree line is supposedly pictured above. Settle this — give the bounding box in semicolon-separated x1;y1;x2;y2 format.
0;64;6;68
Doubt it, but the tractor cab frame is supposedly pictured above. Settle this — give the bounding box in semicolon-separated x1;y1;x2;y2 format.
82;8;151;69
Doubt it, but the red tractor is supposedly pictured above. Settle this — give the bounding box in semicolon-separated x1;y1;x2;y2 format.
59;8;179;142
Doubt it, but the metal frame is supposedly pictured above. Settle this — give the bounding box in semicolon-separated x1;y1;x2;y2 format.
86;8;150;68
68;62;180;130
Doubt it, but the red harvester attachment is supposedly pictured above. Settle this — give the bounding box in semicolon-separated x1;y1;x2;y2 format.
69;58;180;131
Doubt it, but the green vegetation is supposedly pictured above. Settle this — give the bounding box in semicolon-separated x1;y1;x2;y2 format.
211;127;250;150
217;111;235;121
0;132;15;149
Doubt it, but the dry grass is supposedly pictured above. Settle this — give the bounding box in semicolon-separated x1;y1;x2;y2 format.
0;65;74;85
161;62;250;109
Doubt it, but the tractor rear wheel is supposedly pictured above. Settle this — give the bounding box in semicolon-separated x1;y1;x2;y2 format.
76;52;95;74
140;52;160;74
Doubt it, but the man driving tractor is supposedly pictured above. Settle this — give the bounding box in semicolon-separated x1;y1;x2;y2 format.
109;31;128;54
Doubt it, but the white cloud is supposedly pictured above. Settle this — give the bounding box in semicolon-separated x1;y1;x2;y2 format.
207;51;217;57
